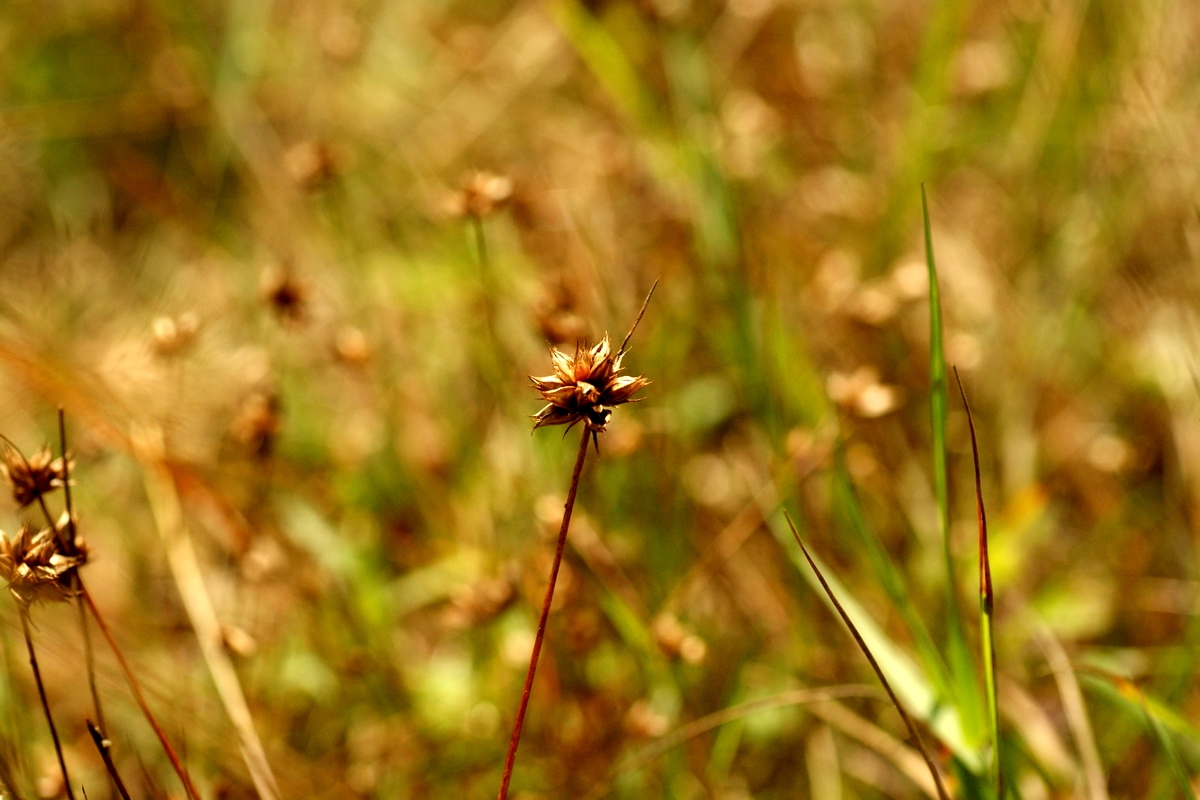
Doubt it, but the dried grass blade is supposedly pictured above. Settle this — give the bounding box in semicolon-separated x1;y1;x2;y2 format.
954;368;1002;798
582;685;878;800
1034;624;1108;800
136;429;280;800
784;513;952;800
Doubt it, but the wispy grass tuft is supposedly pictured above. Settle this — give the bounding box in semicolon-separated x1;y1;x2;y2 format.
784;512;952;800
954;368;1002;798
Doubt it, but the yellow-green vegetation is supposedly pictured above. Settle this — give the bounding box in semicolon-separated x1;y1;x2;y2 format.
0;0;1198;797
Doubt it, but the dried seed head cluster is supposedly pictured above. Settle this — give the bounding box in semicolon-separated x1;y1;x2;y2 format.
1;446;71;509
0;523;84;606
531;335;649;433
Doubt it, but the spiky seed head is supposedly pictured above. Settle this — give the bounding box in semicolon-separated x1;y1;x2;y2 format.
0;523;84;606
1;445;70;509
530;335;649;433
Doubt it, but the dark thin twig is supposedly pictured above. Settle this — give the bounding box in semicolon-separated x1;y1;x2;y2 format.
617;278;659;357
784;513;952;800
81;589;201;800
87;720;132;800
19;609;75;800
58;409;106;736
497;426;590;800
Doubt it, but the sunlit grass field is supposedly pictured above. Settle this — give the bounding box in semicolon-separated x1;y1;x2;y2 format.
1;0;1199;797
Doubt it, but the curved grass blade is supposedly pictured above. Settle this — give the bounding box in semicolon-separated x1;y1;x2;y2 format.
784;513;953;800
1034;626;1109;800
582;685;879;800
834;441;954;701
954;369;1002;799
1081;674;1197;798
924;185;984;743
1135;685;1197;800
764;503;980;769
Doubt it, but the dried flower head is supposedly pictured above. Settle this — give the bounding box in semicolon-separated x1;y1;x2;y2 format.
530;281;657;436
531;336;648;433
0;523;84;605
1;445;70;509
445;171;513;218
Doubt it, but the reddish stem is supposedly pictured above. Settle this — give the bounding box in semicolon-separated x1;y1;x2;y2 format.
497;426;590;800
81;588;201;800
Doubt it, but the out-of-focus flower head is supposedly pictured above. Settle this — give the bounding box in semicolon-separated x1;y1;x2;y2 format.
0;523;84;606
1;445;70;509
445;171;513;218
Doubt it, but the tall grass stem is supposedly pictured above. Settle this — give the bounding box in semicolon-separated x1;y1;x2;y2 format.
58;409;106;736
81;588;201;800
497;426;591;800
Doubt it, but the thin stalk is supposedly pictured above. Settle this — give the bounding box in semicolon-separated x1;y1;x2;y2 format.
497;426;591;800
86;720;132;800
81;588;201;800
57;409;106;736
955;369;1002;799
784;513;951;800
19;609;75;800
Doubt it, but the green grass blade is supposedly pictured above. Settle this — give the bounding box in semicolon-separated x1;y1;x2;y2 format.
955;370;1002;799
783;513;952;800
1082;675;1196;800
1139;689;1197;800
924;185;984;744
765;503;982;770
833;442;954;700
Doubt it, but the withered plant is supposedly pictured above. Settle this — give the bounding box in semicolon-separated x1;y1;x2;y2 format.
495;281;656;800
0;412;201;800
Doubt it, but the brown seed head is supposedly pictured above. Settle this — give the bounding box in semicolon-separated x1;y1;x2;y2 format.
530;335;649;433
0;523;84;606
1;445;70;509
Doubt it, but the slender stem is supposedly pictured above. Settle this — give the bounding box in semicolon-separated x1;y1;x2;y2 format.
19;609;75;800
955;370;1002;799
86;720;132;800
57;409;105;735
81;588;201;800
497;427;591;800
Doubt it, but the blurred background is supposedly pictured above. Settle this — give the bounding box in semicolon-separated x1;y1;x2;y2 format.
1;0;1200;797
